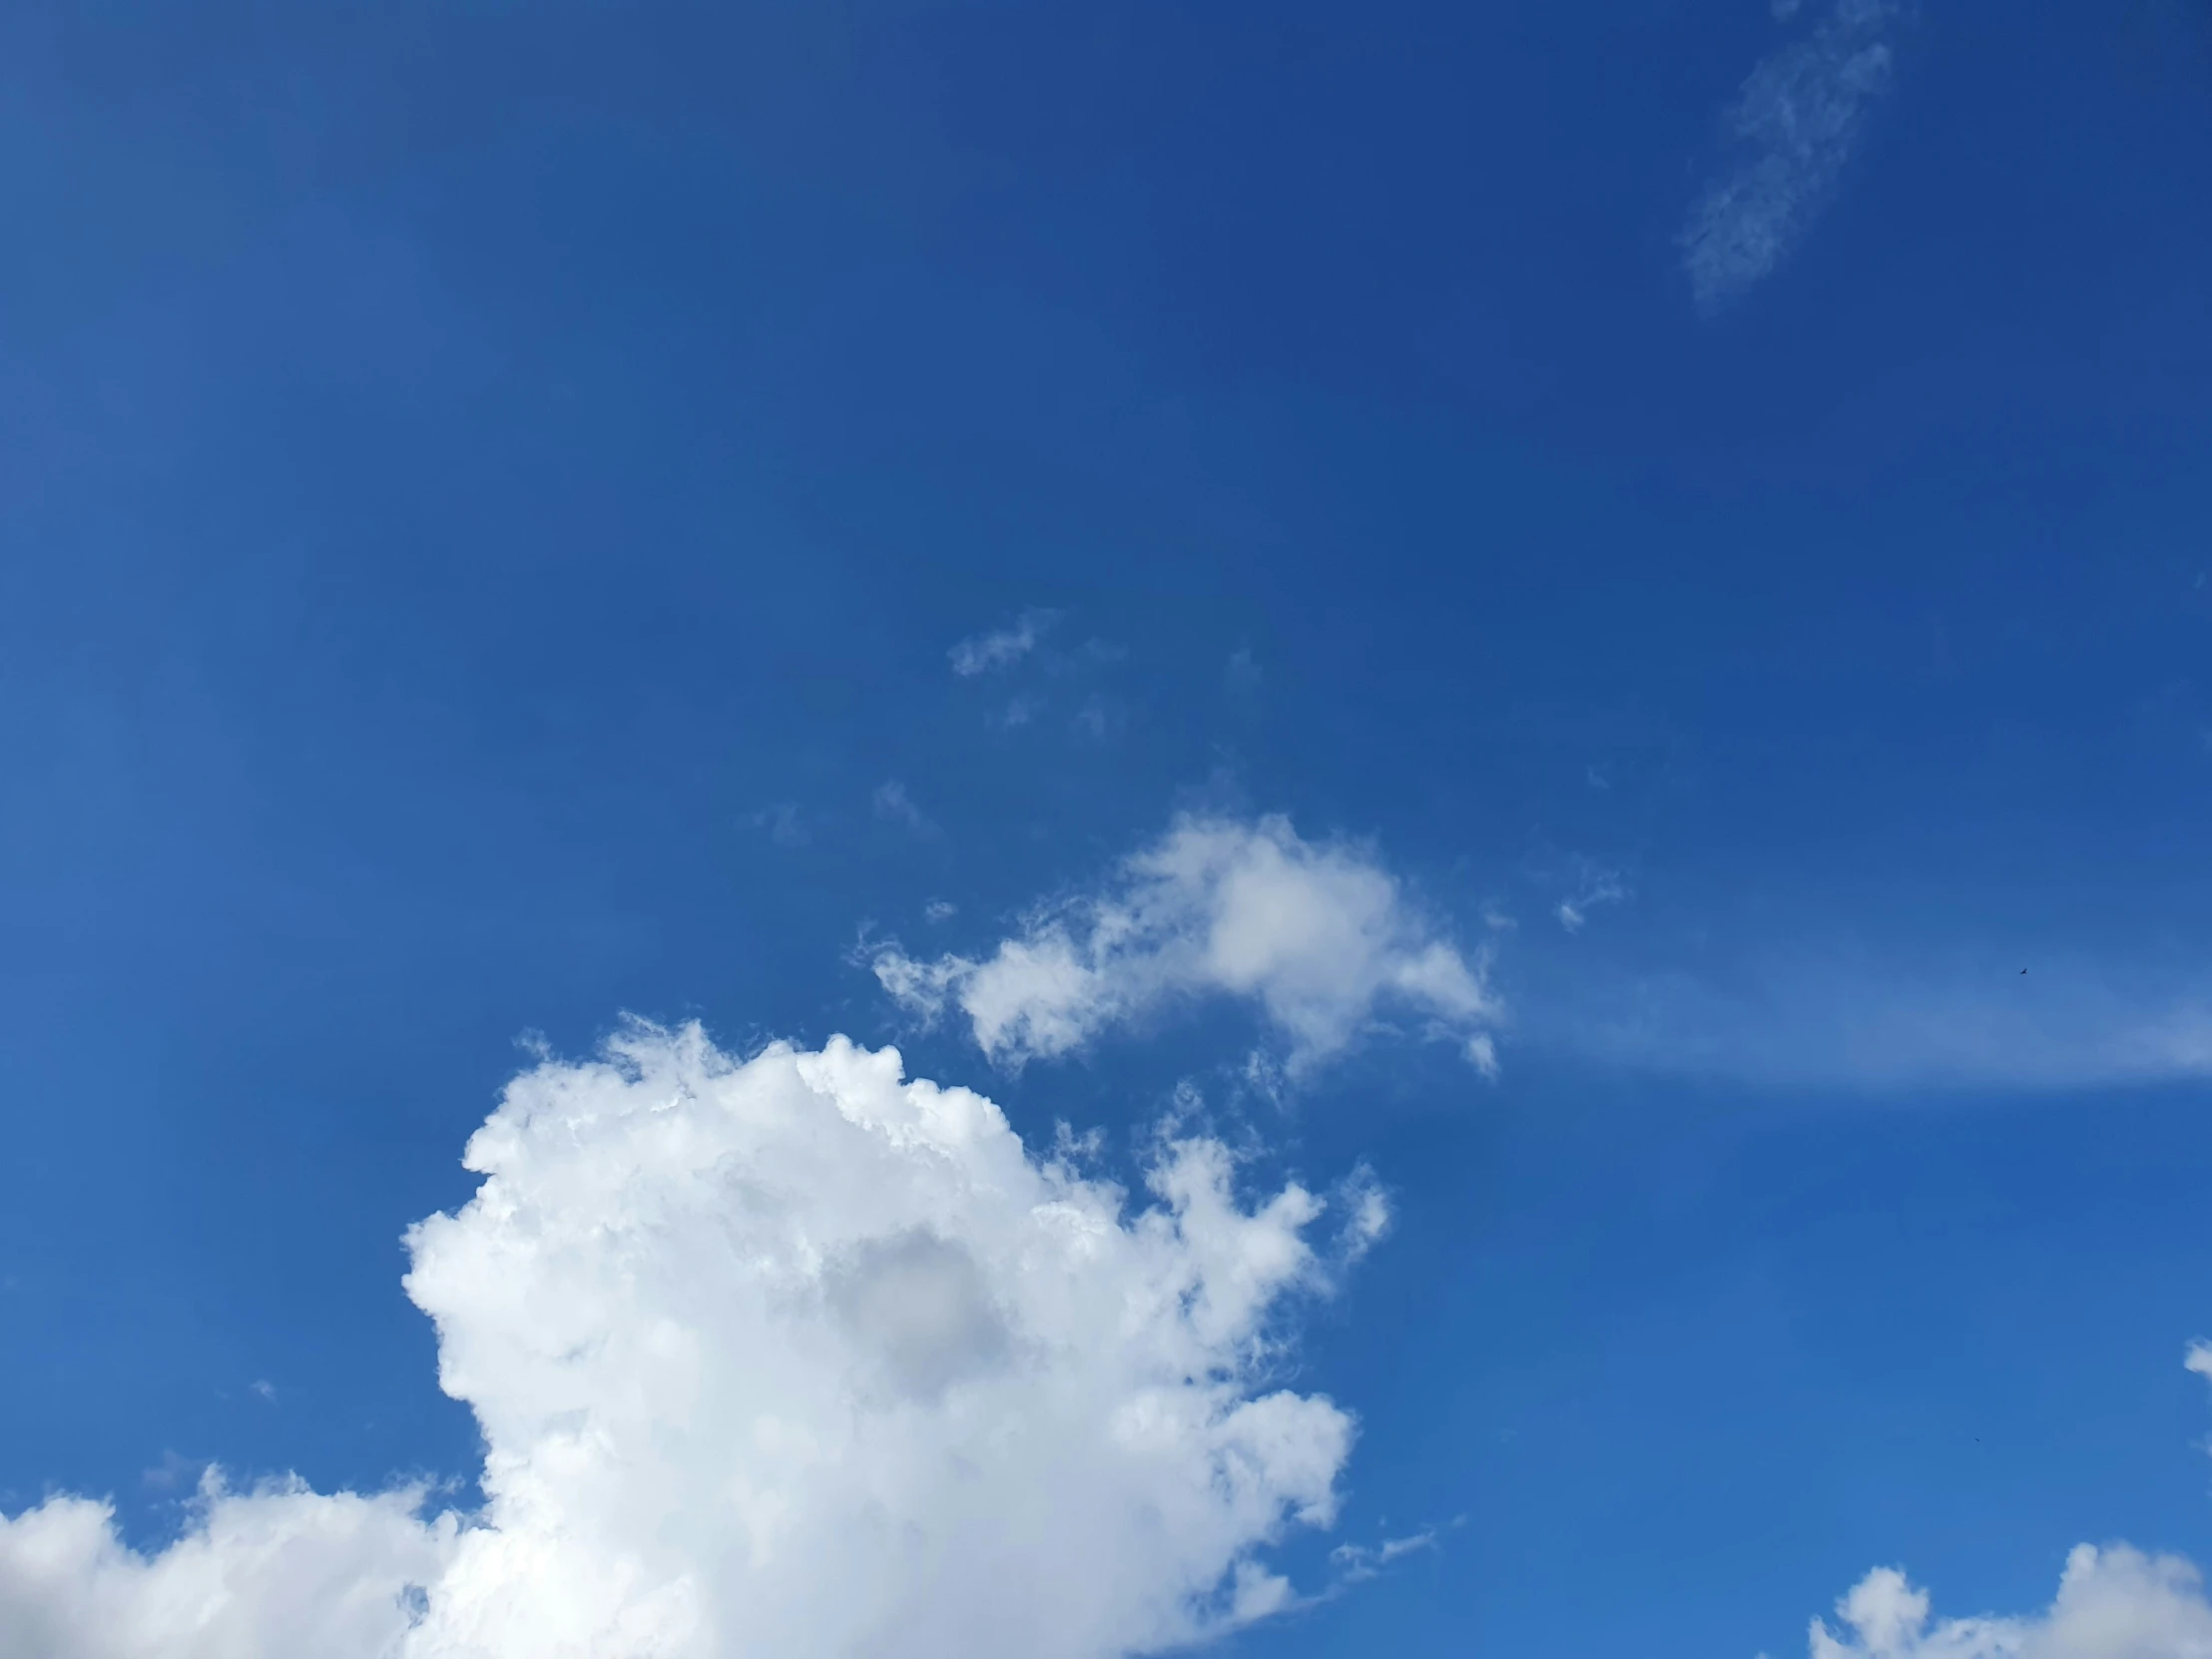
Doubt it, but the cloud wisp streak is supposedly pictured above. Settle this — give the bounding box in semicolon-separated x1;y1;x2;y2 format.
1679;0;1903;312
0;1028;1374;1658
871;814;1500;1077
1522;946;2212;1094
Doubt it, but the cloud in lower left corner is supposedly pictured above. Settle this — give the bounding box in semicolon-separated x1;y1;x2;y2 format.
0;1026;1369;1658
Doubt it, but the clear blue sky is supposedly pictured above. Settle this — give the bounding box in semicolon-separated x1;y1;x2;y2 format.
5;3;2212;1655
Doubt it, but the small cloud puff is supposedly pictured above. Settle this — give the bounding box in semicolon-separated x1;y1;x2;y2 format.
871;813;1500;1078
0;1028;1368;1659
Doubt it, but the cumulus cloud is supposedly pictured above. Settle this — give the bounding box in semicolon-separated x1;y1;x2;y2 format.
0;1029;1368;1658
1796;1547;2212;1659
870;814;1500;1077
0;1474;452;1659
949;609;1058;677
1679;0;1902;312
1784;1347;2212;1659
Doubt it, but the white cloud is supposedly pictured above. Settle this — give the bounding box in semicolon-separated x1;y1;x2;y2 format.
1787;1348;2212;1659
870;814;1500;1077
0;1029;1368;1658
1797;1547;2212;1659
1679;0;1902;312
0;1473;453;1659
949;609;1058;678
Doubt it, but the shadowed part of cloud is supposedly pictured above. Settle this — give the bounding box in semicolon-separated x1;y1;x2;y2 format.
871;813;1499;1077
1679;0;1902;312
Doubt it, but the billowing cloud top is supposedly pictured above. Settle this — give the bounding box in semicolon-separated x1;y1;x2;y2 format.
872;814;1499;1076
0;1029;1369;1658
1802;1546;2212;1659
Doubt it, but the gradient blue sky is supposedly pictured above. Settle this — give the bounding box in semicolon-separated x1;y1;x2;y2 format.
6;2;2212;1654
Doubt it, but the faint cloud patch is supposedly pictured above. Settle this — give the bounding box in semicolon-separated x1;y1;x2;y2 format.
1329;1529;1438;1586
1678;0;1904;312
991;693;1044;731
141;1451;207;1493
1555;865;1628;933
923;898;957;924
1537;949;2212;1093
751;802;808;848
251;1380;277;1403
949;608;1058;677
1072;695;1126;743
871;781;936;836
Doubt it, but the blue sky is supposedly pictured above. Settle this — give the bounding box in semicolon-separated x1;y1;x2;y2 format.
5;2;2212;1654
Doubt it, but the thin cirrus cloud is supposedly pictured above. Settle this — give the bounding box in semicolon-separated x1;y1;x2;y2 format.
870;813;1500;1077
1532;950;2212;1093
0;1026;1381;1658
948;608;1059;678
1678;0;1903;312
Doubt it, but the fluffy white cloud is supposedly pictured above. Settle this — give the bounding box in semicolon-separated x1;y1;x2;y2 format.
0;1029;1369;1659
870;814;1499;1076
1797;1547;2212;1659
1679;0;1901;311
0;1475;452;1659
1784;1350;2212;1658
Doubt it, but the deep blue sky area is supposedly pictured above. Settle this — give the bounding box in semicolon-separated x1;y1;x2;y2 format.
5;3;2212;1655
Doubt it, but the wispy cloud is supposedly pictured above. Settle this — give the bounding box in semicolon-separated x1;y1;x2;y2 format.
1530;949;2212;1093
1555;864;1628;934
870;813;1500;1078
1678;0;1903;312
948;607;1058;677
870;781;935;836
